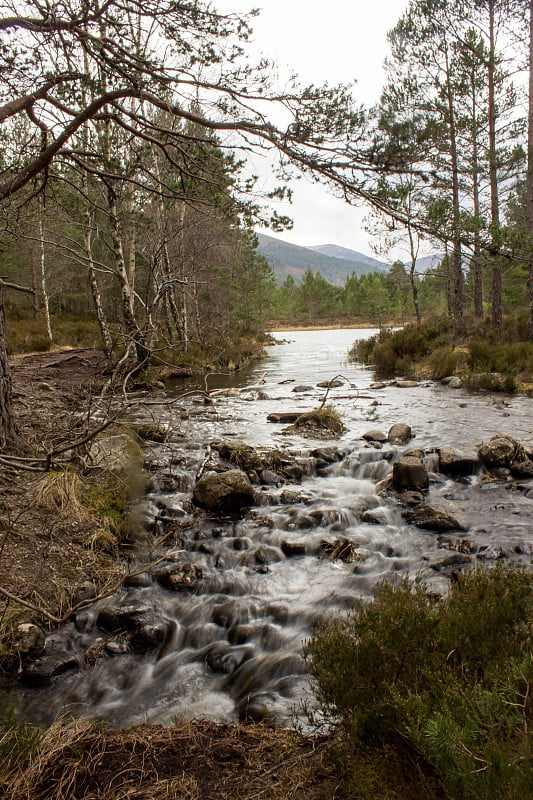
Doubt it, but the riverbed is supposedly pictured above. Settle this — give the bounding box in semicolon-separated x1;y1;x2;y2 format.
18;329;533;729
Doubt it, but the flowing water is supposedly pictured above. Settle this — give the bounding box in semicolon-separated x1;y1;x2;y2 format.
17;329;533;728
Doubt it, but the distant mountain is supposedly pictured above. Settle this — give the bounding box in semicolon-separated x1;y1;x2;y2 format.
406;254;445;274
308;243;388;272
256;233;389;286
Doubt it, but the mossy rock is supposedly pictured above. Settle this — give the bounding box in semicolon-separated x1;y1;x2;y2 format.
284;407;343;440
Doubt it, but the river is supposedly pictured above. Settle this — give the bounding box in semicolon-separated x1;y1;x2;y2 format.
17;328;533;729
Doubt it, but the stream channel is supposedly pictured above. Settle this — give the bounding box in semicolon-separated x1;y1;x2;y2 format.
18;329;533;729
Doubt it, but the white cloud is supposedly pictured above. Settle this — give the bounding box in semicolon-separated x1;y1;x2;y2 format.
214;0;409;255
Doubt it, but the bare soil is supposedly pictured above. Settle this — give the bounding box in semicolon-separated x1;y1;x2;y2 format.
0;349;115;632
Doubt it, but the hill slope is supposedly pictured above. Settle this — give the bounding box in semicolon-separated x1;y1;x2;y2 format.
256;233;389;285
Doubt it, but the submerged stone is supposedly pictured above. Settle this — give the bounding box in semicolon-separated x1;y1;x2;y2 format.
403;504;467;533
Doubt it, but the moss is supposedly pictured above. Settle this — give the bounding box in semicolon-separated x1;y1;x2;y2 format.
295;406;343;434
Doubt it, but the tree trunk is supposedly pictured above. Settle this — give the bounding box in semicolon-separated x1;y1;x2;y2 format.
39;209;53;343
84;209;114;359
407;224;421;324
445;47;464;338
488;0;502;333
107;184;149;367
0;285;17;452
526;0;533;341
471;72;483;319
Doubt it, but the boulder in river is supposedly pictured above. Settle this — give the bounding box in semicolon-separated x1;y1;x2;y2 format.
479;434;527;469
155;563;203;592
392;456;429;492
292;385;314;392
316;379;343;388
510;460;533;479
438;446;481;476
403;504;467;532
362;429;387;443
97;603;152;633
283;407;344;440
388;423;412;444
192;469;255;512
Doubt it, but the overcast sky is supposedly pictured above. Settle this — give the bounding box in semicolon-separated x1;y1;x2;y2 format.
214;0;409;258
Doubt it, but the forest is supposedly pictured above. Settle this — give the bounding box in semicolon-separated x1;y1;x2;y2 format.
1;0;533;449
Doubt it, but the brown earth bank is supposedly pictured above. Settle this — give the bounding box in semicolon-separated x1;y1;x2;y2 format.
0;349;116;629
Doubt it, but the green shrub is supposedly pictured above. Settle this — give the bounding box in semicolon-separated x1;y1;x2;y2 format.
350;319;451;376
306;566;533;800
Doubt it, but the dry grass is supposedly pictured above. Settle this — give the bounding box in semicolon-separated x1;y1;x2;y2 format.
35;470;90;520
0;718;340;800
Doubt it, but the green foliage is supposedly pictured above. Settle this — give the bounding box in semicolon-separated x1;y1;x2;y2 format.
468;338;533;380
306;566;533;799
350;319;451;376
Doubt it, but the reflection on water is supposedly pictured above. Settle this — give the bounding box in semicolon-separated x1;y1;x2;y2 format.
18;329;533;729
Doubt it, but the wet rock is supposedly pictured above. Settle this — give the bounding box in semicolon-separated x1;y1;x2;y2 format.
19;642;80;687
155;563;203;592
479;434;526;469
284;408;344;440
132;423;167;442
96;603;151;633
388;423;412;444
279;489;304;504
282;463;306;481
477;545;505;560
362;508;391;525
72;580;97;605
238;545;282;566
211;440;263;473
446;538;475;554
154;474;182;493
280;540;307;557
403;448;425;460
393;380;419;388
448;376;462;388
238;700;273;723
510;460;533;479
316;379;343;388
398;490;425;507
130;620;169;652
267;411;304;423
403;504;467;532
311;446;344;463
260;470;282;486
292;384;314;392
123;572;153;589
370;381;387;389
431;553;471;571
192;469;255;512
392;456;429;492
228;624;256;645
362;429;387;443
232;537;251;551
12;623;45;658
205;643;252;674
320;538;360;563
438;446;481;476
